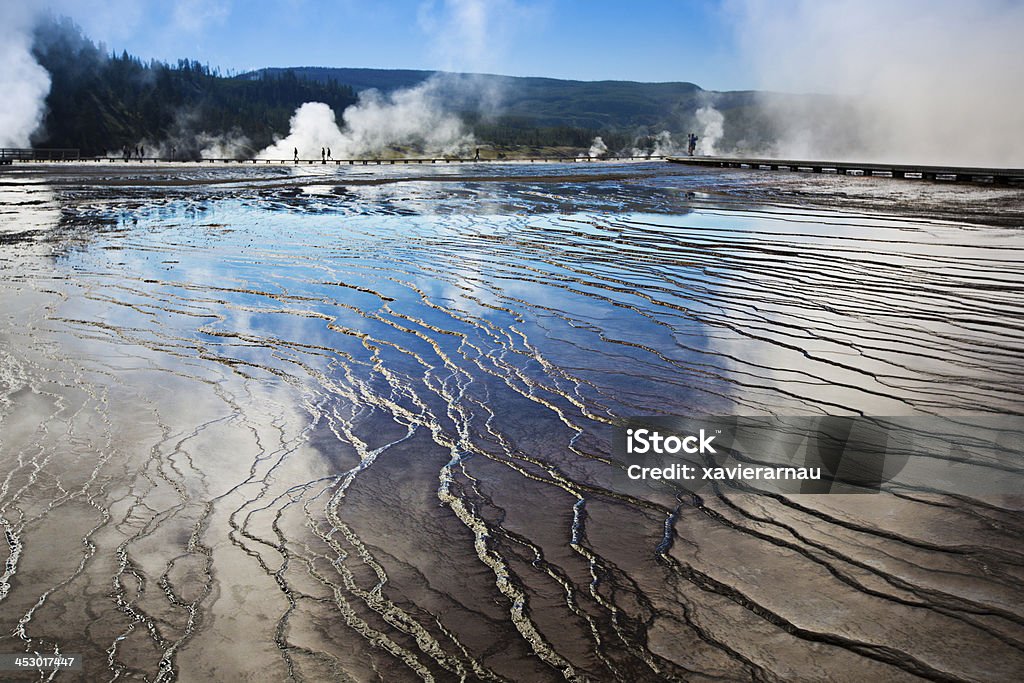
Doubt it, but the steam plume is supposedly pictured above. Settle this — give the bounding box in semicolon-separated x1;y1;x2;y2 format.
587;136;607;158
257;0;527;160
257;79;474;160
651;131;676;157
731;0;1024;166
626;131;678;158
255;0;537;161
198;130;252;160
0;3;50;147
695;106;724;156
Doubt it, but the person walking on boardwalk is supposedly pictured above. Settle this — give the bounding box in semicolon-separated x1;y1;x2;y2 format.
294;147;298;163
321;147;326;164
327;147;331;160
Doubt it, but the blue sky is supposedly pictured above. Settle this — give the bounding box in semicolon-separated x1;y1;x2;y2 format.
43;0;754;90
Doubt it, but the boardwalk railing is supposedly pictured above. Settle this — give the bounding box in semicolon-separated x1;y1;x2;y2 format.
93;154;666;165
5;150;1021;185
3;153;664;166
0;148;81;164
667;155;1024;184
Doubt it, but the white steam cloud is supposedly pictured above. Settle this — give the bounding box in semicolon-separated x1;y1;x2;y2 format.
257;79;474;160
731;0;1024;166
695;106;724;156
258;0;529;160
627;131;678;158
0;3;50;147
110;109;254;161
651;131;675;157
198;130;252;160
257;103;345;160
587;136;607;158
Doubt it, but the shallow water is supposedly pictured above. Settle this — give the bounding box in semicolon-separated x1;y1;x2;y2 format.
1;162;1023;681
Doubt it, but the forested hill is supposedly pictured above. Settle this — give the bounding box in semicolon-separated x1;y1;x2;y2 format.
253;67;437;94
31;17;357;157
31;16;797;157
246;66;778;152
251;67;764;129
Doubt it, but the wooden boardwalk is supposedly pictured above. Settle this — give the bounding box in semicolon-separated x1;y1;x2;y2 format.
3;153;663;166
7;149;1020;184
117;155;664;165
667;155;1024;184
0;148;80;164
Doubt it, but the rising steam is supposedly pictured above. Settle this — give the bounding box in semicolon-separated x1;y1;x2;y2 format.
0;3;50;147
257;78;474;160
255;0;538;160
587;136;608;158
731;0;1024;166
198;130;252;160
257;0;525;160
651;131;676;157
695;106;724;156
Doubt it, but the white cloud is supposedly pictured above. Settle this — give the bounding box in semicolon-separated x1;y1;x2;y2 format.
417;0;541;73
172;0;231;33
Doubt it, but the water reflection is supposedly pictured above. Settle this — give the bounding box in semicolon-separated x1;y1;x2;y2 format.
0;163;1022;681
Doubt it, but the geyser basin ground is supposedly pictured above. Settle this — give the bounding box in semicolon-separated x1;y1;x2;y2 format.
0;162;1022;681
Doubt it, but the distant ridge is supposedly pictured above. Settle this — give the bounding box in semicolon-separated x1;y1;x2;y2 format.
245;67;436;93
245;66;707;92
242;67;760;131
